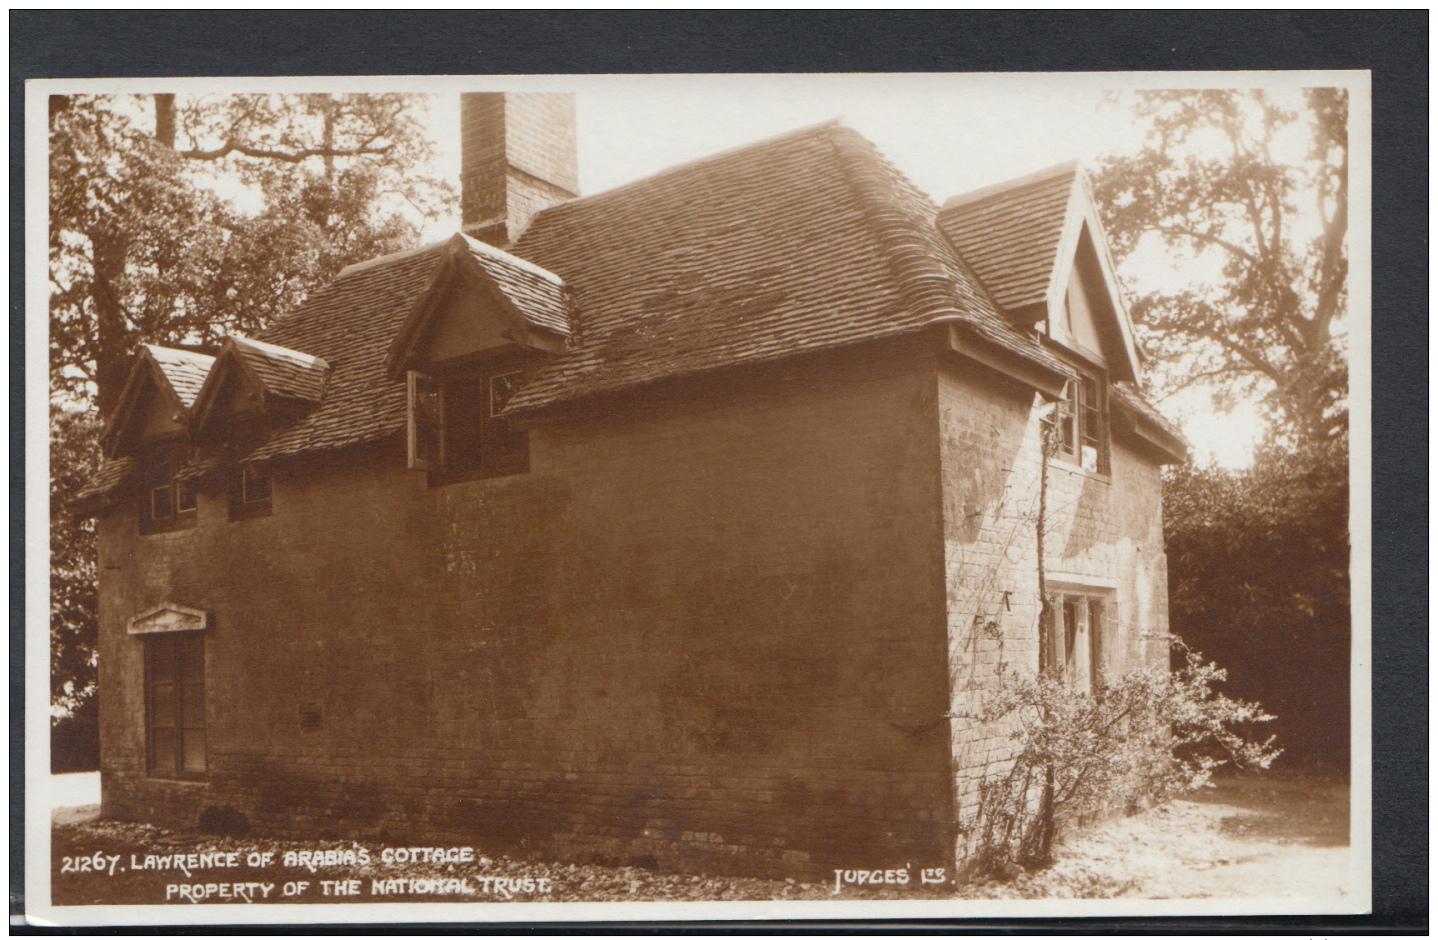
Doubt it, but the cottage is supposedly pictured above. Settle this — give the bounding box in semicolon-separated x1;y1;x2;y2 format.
77;93;1185;879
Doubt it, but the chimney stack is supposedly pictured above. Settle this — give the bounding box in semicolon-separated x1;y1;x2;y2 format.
460;93;579;248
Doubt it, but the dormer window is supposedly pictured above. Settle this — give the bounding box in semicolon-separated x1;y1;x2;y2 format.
1045;370;1109;475
140;452;198;534
407;361;529;482
229;463;273;521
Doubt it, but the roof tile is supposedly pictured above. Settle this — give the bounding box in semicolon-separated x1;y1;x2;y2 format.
936;164;1076;312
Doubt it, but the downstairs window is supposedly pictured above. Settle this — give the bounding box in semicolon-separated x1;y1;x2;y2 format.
145;631;207;778
1040;592;1109;693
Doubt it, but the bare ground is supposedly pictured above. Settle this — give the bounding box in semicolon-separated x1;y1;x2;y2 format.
48;773;1350;906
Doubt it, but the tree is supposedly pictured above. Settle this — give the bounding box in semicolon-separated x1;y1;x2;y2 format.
1091;89;1348;448
1161;439;1350;769
1092;90;1352;771
48;93;450;762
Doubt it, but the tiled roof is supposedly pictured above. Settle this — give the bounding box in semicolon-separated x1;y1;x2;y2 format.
1111;383;1185;443
108;124;1092;472
504;123;1066;413
227;335;329;404
936;162;1077;313
143;344;215;408
244;245;446;461
463;235;571;337
74;455;137;511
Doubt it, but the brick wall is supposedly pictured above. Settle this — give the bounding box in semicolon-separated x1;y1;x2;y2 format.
460;93;578;246
932;359;1169;869
97;337;957;879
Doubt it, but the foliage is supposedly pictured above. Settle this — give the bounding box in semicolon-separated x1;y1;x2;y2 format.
1163;439;1350;767
49;93;448;412
964;639;1278;874
1091;89;1348;448
48;93;448;747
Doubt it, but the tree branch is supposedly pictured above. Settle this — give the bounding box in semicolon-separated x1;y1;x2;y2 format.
1151;226;1261;268
177;140;393;164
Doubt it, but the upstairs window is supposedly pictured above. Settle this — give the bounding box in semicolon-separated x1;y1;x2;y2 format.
140;453;197;534
229;463;273;521
407;366;529;482
1043;370;1109;474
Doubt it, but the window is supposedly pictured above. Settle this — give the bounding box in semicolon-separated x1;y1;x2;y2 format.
1040;592;1109;692
1043;371;1109;474
407;366;529;480
140;453;197;534
145;632;206;778
229;463;273;520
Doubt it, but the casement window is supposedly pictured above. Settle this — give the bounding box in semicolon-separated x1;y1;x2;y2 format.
407;367;528;480
139;453;198;534
1040;592;1108;692
145;631;207;778
228;463;273;521
1043;371;1110;474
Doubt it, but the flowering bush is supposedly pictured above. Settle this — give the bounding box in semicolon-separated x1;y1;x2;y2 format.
963;636;1279;874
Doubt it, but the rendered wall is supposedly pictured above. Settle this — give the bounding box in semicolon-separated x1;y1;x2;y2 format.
97;337;957;878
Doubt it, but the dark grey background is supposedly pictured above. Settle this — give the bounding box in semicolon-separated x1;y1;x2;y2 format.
11;10;1426;933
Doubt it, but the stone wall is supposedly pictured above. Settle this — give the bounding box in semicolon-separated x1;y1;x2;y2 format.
97;337;957;879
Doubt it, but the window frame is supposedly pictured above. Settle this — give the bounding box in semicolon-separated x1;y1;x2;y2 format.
139;451;198;535
228;463;273;521
1043;367;1110;475
1040;589;1111;693
406;362;530;484
144;631;207;780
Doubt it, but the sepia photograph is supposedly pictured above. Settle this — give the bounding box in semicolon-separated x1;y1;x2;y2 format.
26;70;1371;926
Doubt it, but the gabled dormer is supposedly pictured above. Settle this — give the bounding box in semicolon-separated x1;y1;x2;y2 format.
189;335;329;439
937;161;1141;385
383;233;573;481
384;232;571;380
99;344;216;459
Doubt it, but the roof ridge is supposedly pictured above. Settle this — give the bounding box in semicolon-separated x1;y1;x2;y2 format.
824;125;968;326
518;119;845;231
940;160;1080;212
457;232;566;286
336;239;449;278
229;334;329;370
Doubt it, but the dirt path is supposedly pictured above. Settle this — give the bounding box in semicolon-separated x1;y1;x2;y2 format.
980;774;1353;900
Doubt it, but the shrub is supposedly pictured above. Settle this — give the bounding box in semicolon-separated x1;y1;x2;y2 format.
962;637;1279;874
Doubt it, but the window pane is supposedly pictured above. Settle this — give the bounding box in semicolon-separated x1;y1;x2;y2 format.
181;729;207;773
177;480;197;513
181;682;206;727
445;381;486;473
152;728;178;774
1088;599;1105;684
179;637;205;682
243;467;271;503
150;684;178;727
489;372;521;417
151;484;174;520
1063;599;1080;672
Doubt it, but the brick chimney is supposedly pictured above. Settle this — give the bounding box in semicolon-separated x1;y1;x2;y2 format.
460;92;579;248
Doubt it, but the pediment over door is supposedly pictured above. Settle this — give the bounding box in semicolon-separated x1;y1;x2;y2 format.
127;603;208;635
